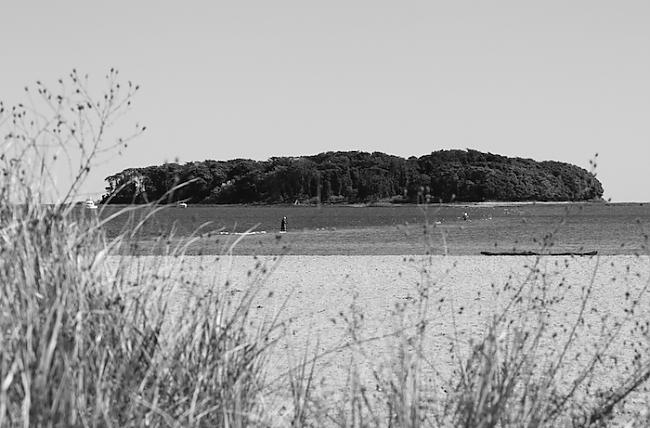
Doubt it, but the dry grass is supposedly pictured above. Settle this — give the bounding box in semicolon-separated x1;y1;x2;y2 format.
0;71;286;427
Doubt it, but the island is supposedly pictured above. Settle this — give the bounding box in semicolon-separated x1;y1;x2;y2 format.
102;149;603;204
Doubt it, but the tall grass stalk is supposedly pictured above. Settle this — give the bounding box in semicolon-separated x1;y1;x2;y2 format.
0;71;286;427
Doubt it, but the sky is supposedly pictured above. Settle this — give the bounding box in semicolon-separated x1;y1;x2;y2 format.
1;1;649;202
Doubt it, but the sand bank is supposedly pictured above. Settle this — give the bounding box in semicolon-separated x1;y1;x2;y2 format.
109;254;650;422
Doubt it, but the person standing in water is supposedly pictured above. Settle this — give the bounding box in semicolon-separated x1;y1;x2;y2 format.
280;216;288;232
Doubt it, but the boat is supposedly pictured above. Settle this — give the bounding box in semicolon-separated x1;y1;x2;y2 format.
177;202;188;208
84;199;98;209
480;250;598;256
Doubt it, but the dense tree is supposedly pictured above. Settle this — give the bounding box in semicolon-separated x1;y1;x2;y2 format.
101;150;604;204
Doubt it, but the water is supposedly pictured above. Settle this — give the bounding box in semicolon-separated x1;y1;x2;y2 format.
89;202;650;255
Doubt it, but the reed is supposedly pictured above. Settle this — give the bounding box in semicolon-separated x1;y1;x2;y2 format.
0;71;285;427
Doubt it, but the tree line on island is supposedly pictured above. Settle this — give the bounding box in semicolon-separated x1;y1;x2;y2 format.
102;149;604;204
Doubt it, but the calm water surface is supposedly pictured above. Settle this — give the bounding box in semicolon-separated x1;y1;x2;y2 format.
87;203;650;255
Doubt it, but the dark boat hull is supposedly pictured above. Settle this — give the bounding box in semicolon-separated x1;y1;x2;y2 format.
480;250;598;256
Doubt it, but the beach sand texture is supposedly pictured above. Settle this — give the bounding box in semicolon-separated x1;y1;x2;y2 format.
109;254;650;422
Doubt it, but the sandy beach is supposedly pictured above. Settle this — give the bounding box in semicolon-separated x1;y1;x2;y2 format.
108;254;650;422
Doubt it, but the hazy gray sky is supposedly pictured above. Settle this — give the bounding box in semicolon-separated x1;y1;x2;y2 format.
2;1;649;201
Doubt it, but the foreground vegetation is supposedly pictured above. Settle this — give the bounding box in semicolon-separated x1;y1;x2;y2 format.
1;71;648;427
103;149;603;205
